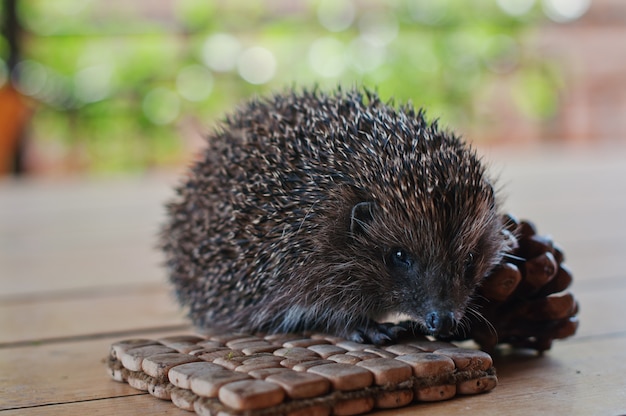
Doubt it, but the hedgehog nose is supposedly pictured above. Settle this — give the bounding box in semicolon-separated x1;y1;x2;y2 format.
425;311;456;337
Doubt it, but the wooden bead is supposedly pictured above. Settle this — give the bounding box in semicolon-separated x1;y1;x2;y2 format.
335;340;376;351
196;349;243;362
291;360;336;372
363;347;397;359
457;375;498;394
157;335;205;353
209;333;251;343
188;346;229;357
266;370;330;399
356;358;413;385
415;384;456;401
168;361;225;389
383;344;422;355
107;365;125;382
195;340;225;349
242;344;282;355
332;397;375;416
218;379;285;410
141;352;200;379
170;388;196;411
127;374;149;391
226;340;274;354
120;345;176;371
395;353;455;377
308;363;373;391
274;347;320;360
335;341;375;351
405;340;456;352
375;389;414;408
248;367;292;379
345;350;380;360
263;333;303;344
213;353;273;370
327;354;362;365
110;339;158;360
157;335;206;347
147;380;170;400
283;338;330;348
189;365;251;397
434;348;493;371
225;336;264;348
307;344;348;358
234;356;284;373
310;333;346;344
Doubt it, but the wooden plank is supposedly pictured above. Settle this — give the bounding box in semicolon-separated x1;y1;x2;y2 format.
0;284;187;345
2;275;623;345
0;177;174;297
491;145;626;283
0;330;191;411
378;335;626;416
573;283;626;339
1;146;624;416
0;394;187;416
2;148;625;297
2;332;624;415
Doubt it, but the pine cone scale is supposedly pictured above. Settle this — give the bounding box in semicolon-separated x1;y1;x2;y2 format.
458;214;580;352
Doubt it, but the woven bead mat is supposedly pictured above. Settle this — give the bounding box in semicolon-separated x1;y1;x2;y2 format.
106;332;497;415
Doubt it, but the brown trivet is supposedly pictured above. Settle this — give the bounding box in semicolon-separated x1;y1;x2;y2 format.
106;333;497;415
455;214;580;352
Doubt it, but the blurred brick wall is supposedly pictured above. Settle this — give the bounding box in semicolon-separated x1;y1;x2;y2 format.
542;0;626;142
476;0;626;145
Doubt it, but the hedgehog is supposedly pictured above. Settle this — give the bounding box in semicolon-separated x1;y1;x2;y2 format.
161;87;508;344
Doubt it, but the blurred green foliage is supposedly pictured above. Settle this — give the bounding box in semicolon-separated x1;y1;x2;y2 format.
0;0;559;173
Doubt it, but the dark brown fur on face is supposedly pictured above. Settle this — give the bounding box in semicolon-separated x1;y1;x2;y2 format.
161;88;508;344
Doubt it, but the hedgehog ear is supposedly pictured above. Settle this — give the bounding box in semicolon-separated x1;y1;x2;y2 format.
350;201;375;237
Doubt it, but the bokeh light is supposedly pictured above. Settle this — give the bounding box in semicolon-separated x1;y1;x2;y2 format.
237;47;277;85
317;0;355;32
497;0;536;17
408;1;449;25
12;59;47;97
349;37;386;74
74;64;113;104
357;12;398;47
308;37;347;78
542;0;591;23
485;35;520;74
142;88;181;125
176;65;213;102
201;33;242;73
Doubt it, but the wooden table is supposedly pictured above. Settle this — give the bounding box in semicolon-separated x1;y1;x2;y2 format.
2;144;625;415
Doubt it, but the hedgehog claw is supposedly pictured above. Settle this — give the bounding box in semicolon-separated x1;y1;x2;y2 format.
349;322;406;345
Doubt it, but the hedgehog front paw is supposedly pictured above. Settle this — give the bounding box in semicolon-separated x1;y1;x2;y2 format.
349;321;406;345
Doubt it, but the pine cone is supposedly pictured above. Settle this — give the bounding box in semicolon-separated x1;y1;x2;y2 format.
458;213;579;353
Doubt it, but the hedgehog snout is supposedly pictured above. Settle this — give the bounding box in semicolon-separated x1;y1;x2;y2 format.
425;310;457;337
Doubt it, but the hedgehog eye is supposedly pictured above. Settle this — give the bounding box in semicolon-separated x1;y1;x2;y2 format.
387;248;413;269
464;253;476;278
